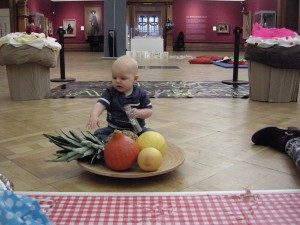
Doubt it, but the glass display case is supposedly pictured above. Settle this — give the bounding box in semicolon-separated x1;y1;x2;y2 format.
130;27;163;39
254;10;276;28
30;12;45;33
129;27;164;52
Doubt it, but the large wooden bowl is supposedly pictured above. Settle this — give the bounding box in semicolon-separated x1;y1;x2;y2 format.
77;143;185;178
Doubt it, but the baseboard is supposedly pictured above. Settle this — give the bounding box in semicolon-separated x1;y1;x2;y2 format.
64;42;103;52
181;42;246;51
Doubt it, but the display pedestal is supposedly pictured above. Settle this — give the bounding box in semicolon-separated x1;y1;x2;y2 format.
248;61;300;102
131;37;164;52
6;63;50;100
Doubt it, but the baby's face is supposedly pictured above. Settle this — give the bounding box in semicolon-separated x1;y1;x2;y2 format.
111;66;138;95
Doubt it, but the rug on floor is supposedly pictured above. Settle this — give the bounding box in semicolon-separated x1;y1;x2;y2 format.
50;81;249;99
138;66;180;69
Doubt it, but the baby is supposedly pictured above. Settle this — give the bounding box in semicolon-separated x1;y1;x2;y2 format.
86;55;153;136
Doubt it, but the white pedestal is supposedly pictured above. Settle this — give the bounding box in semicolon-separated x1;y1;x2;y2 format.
131;37;164;52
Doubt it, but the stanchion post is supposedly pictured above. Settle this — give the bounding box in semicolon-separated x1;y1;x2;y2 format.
51;27;75;82
222;26;248;86
233;27;241;82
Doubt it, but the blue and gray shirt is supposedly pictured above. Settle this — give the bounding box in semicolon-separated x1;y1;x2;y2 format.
98;85;152;129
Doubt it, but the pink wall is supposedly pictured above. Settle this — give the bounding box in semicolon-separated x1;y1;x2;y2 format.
27;0;52;21
51;1;103;43
244;0;277;34
245;0;277;14
26;0;277;44
27;0;103;43
173;0;245;43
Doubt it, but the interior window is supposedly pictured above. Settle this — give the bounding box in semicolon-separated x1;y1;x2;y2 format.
138;16;148;33
137;15;159;36
149;16;159;34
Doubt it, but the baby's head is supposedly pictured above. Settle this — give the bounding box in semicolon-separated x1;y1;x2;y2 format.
111;56;139;94
112;55;138;79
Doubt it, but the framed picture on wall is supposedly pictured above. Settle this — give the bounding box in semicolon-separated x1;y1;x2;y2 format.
217;23;230;34
48;21;53;36
44;17;48;36
63;19;76;37
243;11;252;39
84;7;102;40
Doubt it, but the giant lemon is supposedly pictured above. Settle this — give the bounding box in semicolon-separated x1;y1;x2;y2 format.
136;131;167;156
137;147;163;171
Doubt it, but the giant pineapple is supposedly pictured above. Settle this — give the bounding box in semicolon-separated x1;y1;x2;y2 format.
44;129;137;164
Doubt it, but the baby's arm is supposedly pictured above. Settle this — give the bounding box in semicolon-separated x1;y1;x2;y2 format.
86;102;106;129
130;108;152;119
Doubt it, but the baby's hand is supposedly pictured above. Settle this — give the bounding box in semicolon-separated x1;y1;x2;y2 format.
129;108;139;118
86;117;100;130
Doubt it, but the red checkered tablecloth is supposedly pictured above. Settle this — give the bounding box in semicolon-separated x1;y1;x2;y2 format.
18;190;300;225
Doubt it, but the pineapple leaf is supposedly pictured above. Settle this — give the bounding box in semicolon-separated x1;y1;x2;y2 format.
90;153;98;164
72;147;90;154
80;131;98;143
66;154;83;162
65;151;81;159
44;130;107;164
56;149;71;154
82;149;96;158
46;154;74;162
56;130;82;147
81;130;103;145
53;149;71;157
43;133;78;148
58;145;81;151
58;129;80;142
53;153;67;157
69;130;84;142
86;130;102;144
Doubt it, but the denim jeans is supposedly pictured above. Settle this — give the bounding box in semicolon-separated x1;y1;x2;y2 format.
94;126;152;137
